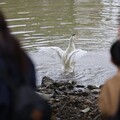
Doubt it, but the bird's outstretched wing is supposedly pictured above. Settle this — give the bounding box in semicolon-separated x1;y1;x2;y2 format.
38;46;64;64
50;47;64;60
65;49;87;64
65;50;79;64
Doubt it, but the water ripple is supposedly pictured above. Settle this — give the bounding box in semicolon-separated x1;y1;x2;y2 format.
11;31;35;35
6;18;30;22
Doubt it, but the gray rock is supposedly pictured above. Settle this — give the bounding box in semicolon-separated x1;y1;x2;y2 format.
41;76;54;87
84;100;93;106
76;85;85;88
87;85;98;90
91;89;101;94
36;92;54;100
59;86;66;91
82;91;89;96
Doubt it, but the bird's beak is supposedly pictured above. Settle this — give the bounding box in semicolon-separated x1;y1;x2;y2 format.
72;35;78;41
72;34;76;36
70;34;78;41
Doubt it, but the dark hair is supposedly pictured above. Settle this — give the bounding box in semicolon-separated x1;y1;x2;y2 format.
0;11;30;85
110;40;120;67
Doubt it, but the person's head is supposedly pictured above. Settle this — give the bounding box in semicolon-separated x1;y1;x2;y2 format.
110;40;120;67
0;11;51;120
0;11;29;84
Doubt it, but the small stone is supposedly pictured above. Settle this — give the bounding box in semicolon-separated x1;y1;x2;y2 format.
94;95;99;98
59;86;66;91
91;89;101;94
36;92;54;100
70;81;76;85
69;96;76;101
85;100;92;106
89;112;94;116
56;118;60;120
45;88;54;94
67;84;74;90
53;82;62;87
41;76;54;87
87;85;98;90
76;85;85;88
36;87;45;92
80;107;90;113
52;102;61;109
50;98;60;103
78;89;83;93
82;91;89;96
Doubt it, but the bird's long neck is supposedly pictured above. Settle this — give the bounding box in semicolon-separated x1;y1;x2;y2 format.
65;37;75;54
68;37;75;50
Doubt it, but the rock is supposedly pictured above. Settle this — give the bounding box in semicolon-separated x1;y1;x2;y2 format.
85;100;93;106
41;76;54;87
54;89;63;95
36;87;45;92
91;89;101;94
68;80;76;85
80;107;90;113
81;88;90;96
46;88;54;94
36;92;54;100
53;82;62;87
78;89;83;93
87;85;98;90
94;95;99;98
52;102;61;109
82;91;89;96
67;83;74;90
76;85;85;88
37;87;54;94
58;86;66;91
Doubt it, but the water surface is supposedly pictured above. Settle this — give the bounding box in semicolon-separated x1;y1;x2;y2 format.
0;0;120;85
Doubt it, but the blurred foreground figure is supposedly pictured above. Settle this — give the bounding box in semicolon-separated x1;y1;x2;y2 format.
99;40;120;120
0;11;51;120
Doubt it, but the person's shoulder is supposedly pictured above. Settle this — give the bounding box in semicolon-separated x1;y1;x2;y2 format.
102;75;119;92
103;78;111;87
24;52;34;65
101;76;115;89
105;75;117;85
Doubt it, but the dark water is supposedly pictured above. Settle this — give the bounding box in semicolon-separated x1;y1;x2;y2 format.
0;0;120;85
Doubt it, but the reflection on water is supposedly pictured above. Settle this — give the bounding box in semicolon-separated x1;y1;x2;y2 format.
0;0;120;85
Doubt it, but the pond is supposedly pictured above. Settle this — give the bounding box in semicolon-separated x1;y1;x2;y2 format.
0;0;120;86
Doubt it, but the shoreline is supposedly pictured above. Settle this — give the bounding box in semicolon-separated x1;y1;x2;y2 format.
37;76;103;120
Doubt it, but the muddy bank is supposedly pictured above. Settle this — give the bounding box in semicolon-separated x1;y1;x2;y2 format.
37;76;103;120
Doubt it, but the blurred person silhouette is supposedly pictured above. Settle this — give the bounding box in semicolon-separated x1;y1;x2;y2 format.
99;40;120;120
0;11;51;120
